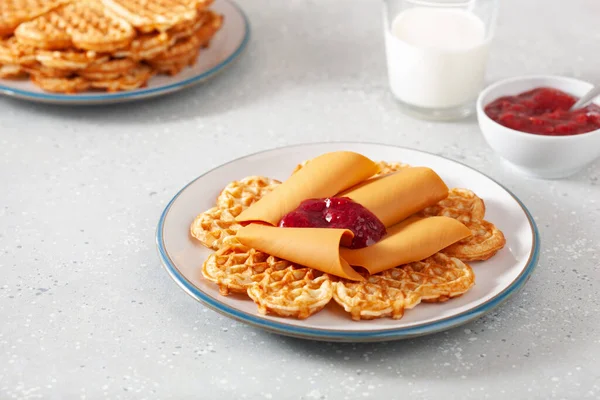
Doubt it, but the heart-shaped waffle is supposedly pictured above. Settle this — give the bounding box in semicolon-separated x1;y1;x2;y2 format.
421;188;506;261
333;253;475;320
443;220;506;261
101;0;203;33
190;206;241;250
215;176;281;216
422;188;486;224
15;1;135;52
332;274;408;320
248;266;334;319
202;241;291;295
0;0;68;37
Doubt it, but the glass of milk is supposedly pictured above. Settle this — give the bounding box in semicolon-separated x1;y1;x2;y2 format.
383;0;498;120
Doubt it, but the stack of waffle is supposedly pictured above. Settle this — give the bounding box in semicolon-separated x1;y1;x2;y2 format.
0;0;223;92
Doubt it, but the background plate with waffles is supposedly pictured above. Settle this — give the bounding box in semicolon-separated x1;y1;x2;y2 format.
157;142;540;342
0;0;248;104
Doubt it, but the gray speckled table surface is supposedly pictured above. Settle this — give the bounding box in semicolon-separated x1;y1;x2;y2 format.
1;0;599;399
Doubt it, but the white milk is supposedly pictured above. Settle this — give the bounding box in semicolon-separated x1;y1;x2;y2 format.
385;7;490;109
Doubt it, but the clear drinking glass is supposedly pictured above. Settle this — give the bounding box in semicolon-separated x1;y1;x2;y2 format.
383;0;498;120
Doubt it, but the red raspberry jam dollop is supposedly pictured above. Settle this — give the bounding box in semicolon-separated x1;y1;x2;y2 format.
279;197;387;249
484;87;600;136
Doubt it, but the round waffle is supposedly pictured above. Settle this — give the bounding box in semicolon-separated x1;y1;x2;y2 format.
443;220;506;261
333;253;475;320
190;206;241;250
215;176;281;217
15;1;135;52
248;266;334;319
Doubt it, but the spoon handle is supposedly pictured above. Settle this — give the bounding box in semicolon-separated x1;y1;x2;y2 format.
570;86;600;111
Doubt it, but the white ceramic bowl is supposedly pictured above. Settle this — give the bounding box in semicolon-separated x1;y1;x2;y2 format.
476;75;600;179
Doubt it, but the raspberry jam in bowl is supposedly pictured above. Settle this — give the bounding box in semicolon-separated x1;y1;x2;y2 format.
477;75;600;179
484;88;600;136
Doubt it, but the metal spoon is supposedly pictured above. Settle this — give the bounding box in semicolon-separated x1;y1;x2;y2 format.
570;85;600;111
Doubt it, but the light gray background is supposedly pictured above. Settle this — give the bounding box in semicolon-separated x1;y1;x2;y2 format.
1;0;599;399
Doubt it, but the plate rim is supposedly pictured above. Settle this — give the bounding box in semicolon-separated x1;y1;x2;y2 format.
0;0;249;105
156;142;540;342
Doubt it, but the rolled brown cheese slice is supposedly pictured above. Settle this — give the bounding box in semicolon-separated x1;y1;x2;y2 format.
236;151;378;226
340;216;471;274
341;167;449;228
236;224;365;281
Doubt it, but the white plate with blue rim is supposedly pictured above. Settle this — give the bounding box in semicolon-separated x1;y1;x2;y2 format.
0;0;248;105
156;142;540;342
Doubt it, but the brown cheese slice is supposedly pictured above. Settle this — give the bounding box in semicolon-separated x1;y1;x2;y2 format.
236;224;364;281
236;151;378;226
341;167;449;227
340;216;471;274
